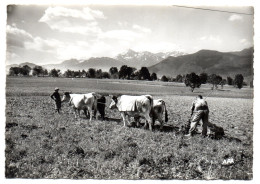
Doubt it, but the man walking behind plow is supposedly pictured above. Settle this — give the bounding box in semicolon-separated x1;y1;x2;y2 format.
185;95;209;137
50;87;61;114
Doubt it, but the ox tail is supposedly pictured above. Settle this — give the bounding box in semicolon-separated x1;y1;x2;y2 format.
164;101;168;122
145;95;153;113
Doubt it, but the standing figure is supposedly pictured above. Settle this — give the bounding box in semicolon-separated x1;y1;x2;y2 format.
185;95;209;137
51;87;61;113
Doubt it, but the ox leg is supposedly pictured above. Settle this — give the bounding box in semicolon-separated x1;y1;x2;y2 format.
94;108;98;120
151;117;155;127
93;109;97;119
84;109;88;118
88;107;93;122
99;107;105;120
77;109;81;118
158;117;164;130
73;108;78;118
134;117;140;128
127;115;131;126
144;119;148;129
144;114;152;131
93;102;98;120
121;113;127;127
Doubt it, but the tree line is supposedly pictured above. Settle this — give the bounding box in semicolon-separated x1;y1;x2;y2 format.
182;72;250;91
8;65;252;90
8;65;157;81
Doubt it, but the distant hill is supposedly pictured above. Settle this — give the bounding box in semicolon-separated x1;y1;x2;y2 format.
77;57;125;71
43;59;81;71
115;49;185;68
19;62;38;68
43;57;125;72
148;47;254;81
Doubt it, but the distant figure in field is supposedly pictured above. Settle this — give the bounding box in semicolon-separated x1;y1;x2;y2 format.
50;87;61;113
185;95;209;137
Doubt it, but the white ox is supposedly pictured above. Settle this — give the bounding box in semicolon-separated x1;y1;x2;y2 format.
135;99;168;130
109;95;153;130
61;92;97;121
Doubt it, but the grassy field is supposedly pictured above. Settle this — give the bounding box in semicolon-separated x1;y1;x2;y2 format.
5;77;253;179
6;77;253;98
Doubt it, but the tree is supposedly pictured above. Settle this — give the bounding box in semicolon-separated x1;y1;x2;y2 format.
161;75;168;82
9;67;22;76
221;79;227;85
50;68;61;77
73;70;81;78
168;77;175;82
43;69;48;76
234;74;244;89
127;66;136;79
109;67;118;75
150;73;157;81
21;65;31;76
184;72;201;92
101;72;110;79
208;74;222;89
81;70;87;77
221;79;227;89
8;68;15;76
96;69;103;79
227;76;233;85
139;67;151;80
119;65;135;79
131;70;140;80
176;74;183;82
32;66;44;76
87;68;96;78
119;65;128;79
199;73;208;84
109;67;118;78
64;69;73;78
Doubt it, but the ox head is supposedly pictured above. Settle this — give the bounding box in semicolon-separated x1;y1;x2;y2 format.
61;91;71;103
109;95;118;109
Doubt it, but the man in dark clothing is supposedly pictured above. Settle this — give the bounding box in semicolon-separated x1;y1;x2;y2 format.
50;87;61;113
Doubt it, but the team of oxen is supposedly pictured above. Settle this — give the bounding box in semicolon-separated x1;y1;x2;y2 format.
61;92;168;131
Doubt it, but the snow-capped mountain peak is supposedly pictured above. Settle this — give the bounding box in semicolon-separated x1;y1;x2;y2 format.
115;49;186;68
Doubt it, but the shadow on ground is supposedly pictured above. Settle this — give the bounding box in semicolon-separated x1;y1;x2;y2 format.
100;117;245;143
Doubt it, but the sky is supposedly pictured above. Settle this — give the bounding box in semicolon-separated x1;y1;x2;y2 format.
6;5;254;65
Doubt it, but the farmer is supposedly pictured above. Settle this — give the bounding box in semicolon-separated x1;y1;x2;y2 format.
50;87;61;113
185;95;209;137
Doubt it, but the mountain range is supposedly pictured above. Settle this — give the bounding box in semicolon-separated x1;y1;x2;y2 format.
6;49;186;72
6;47;253;81
148;47;253;79
115;49;185;68
42;57;124;72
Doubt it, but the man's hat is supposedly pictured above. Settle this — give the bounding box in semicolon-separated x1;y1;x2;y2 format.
55;87;59;91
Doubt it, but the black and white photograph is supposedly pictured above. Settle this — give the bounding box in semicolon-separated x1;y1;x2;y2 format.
2;0;259;182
